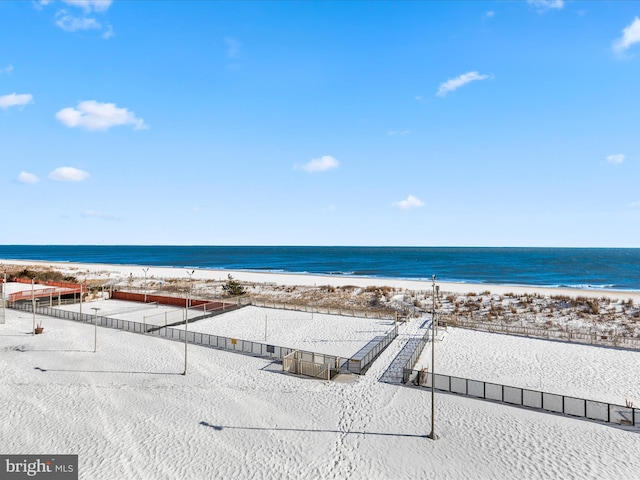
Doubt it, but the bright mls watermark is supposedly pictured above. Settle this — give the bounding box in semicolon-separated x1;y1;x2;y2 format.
1;455;77;479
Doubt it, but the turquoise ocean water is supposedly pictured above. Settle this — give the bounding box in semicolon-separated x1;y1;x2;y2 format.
1;246;639;291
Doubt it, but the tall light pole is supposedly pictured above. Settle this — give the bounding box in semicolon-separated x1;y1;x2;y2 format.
142;268;149;303
428;274;438;441
79;278;84;315
186;270;194;308
183;270;195;375
1;268;6;325
32;278;36;335
91;307;100;353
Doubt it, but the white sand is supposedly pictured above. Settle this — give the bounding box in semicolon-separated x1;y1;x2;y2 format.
2;260;640;479
3;258;638;301
183;305;395;357
415;327;640;405
51;299;395;358
1;308;639;479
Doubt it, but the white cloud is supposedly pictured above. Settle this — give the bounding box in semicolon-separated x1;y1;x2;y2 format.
55;100;148;131
606;154;625;165
33;0;53;9
387;130;410;136
437;71;490;97
528;0;564;10
486;11;495;18
629;200;640;208
0;64;13;75
0;93;33;109
62;0;112;12
55;11;101;32
81;210;119;221
297;155;339;173
53;0;113;36
224;37;242;58
49;166;90;182
17;172;39;184
102;24;114;39
394;195;425;210
612;17;640;54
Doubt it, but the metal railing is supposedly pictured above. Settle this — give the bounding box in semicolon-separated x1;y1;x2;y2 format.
9;302;343;371
445;316;640;350
403;368;639;429
9;278;85;303
347;323;399;374
403;328;432;372
142;301;241;330
248;298;397;320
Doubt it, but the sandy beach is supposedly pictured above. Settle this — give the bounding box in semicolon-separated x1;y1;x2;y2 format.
3;258;639;345
1;258;639;479
3;258;638;301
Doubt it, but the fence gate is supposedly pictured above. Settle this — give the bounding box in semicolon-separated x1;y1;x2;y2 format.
283;350;298;374
282;350;331;381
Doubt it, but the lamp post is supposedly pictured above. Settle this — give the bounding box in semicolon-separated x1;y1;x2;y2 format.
1;268;6;325
142;268;149;303
428;274;438;441
183;270;195;375
186;270;194;308
32;278;36;335
79;279;84;315
91;307;100;353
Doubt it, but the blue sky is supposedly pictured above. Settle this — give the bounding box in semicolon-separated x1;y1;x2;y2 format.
1;0;639;247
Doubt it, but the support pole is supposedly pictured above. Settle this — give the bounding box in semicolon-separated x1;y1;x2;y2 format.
92;307;100;353
1;272;6;325
143;268;149;303
183;270;194;375
32;278;36;335
429;274;438;441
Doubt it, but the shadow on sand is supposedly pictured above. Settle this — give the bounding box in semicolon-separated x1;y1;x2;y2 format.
199;421;427;438
34;366;182;375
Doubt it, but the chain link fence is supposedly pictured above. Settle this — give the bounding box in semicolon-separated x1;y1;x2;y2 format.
8;301;397;378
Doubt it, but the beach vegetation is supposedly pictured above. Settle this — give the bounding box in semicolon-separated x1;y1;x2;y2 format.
222;275;246;296
586;300;600;315
12;267;77;283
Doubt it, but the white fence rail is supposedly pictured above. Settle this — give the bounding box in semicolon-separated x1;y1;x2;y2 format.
445;316;640;350
283;350;337;380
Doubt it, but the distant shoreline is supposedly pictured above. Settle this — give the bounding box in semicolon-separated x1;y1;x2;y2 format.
2;258;638;302
1;245;638;290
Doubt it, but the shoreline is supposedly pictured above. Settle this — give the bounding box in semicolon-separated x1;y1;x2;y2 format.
2;258;639;302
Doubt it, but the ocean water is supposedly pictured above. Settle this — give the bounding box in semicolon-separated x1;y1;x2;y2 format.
0;246;639;291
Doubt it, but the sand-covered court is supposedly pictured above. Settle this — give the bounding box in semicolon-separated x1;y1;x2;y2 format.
2;261;640;479
52;299;207;326
188;305;395;357
2;289;640;478
45;299;396;358
415;327;640;405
